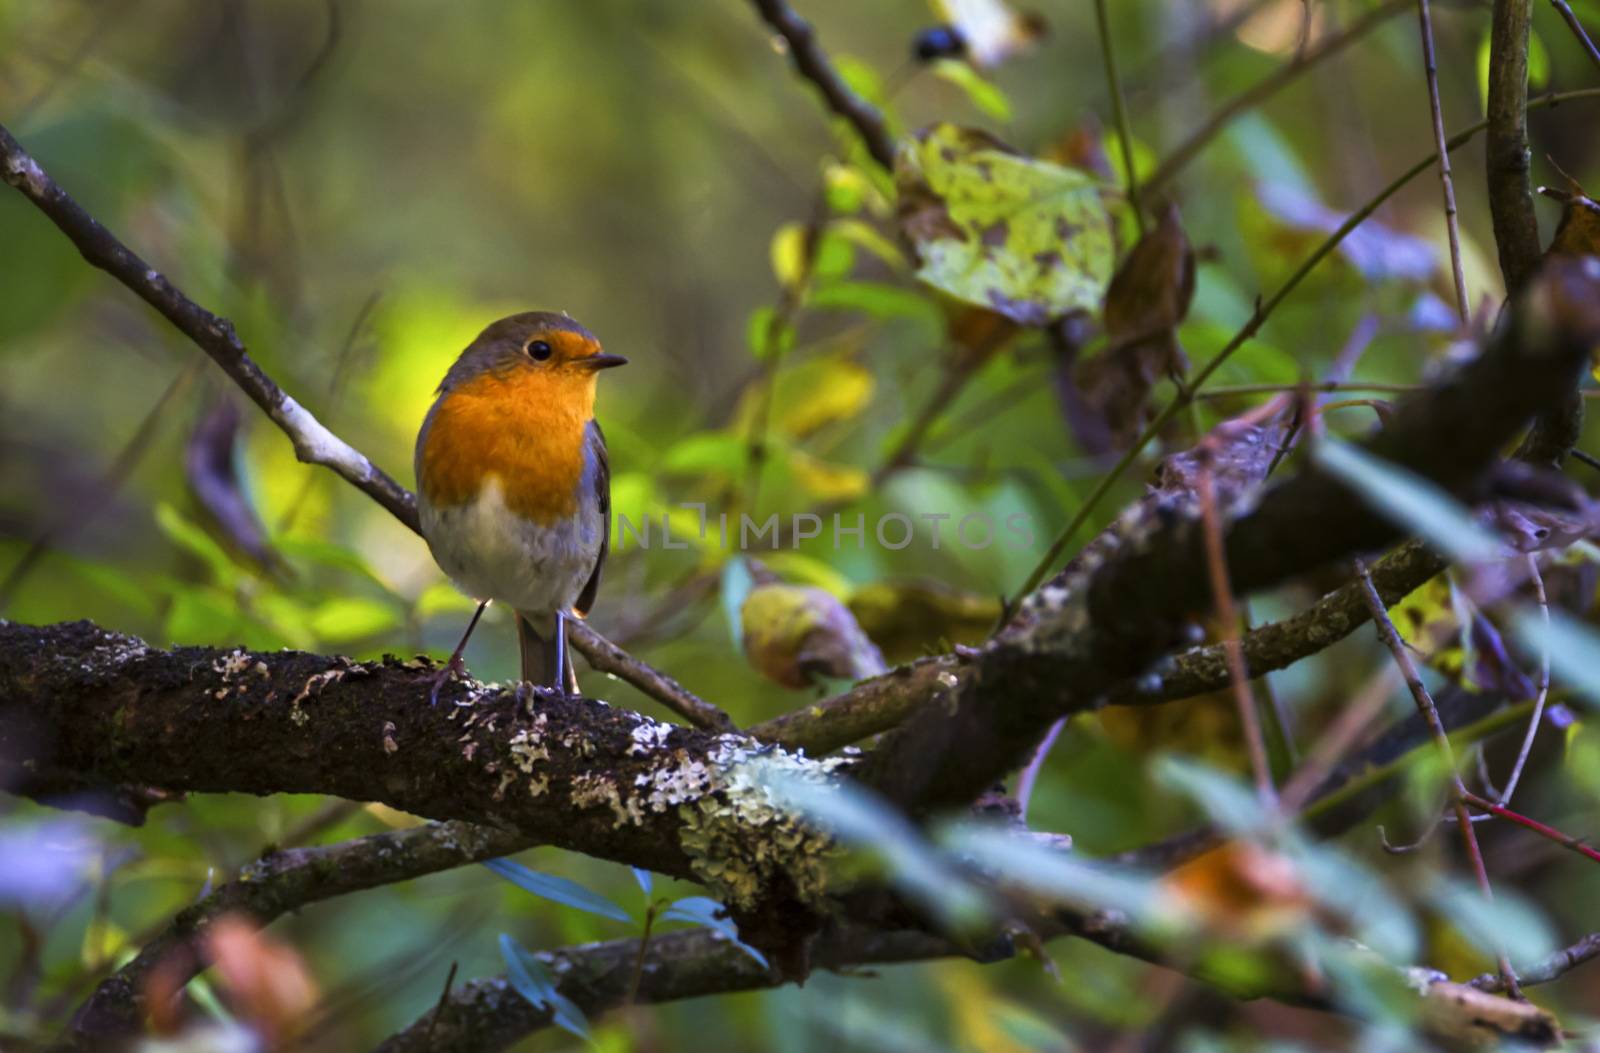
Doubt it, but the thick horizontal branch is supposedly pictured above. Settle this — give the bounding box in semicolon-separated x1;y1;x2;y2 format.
375;924;951;1052
759;538;1448;752
0;620;806;899
67;820;530;1047
378;894;1568;1053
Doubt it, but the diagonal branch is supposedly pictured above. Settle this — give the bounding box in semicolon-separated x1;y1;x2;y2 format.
1143;0;1412;192
0;118;727;733
747;0;895;170
0;122;416;530
861;259;1600;812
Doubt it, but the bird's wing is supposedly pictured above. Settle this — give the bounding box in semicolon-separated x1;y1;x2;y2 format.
574;418;609;617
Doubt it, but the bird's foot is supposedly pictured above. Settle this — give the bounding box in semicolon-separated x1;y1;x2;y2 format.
514;681;572;707
427;652;468;706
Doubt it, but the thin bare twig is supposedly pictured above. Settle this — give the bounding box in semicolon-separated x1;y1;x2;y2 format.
1461;790;1600;866
1144;0;1413;192
422;961;460;1045
1093;0;1143;231
747;0;896;169
1547;0;1600;71
1415;0;1470;323
1498;554;1550;804
1010;86;1600;603
1015;716;1066;819
1470;931;1600;991
1198;462;1276;805
1280;665;1399;812
571;623;734;731
1354;559;1521;998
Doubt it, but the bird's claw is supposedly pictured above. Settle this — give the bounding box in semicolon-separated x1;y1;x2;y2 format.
427;653;467;707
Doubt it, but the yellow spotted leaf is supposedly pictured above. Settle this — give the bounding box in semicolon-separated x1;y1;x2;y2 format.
895;123;1114;325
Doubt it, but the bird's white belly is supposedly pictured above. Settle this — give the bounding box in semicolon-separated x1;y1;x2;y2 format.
420;477;601;618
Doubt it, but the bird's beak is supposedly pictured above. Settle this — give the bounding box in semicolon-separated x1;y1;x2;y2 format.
579;353;629;371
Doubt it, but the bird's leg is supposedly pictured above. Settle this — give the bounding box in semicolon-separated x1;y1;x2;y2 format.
429;599;489;705
552;610;569;697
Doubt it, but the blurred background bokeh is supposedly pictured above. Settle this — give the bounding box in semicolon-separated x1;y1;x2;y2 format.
3;0;1600;1048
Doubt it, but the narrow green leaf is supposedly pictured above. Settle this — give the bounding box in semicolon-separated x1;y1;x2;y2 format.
484;859;630;923
1428;877;1556;967
1513;608;1600;708
498;933;592;1043
1314;440;1501;563
660;896;769;968
931;59;1012;121
1154;756;1272;833
758;767;989;928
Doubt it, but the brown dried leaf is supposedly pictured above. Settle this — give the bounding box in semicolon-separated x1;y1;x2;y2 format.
1076;203;1196;449
1542;173;1600;258
1160;840;1313;939
206;916;320;1045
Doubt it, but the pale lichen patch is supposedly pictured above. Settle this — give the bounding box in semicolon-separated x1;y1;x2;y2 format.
672;737;848;910
628;719;674;756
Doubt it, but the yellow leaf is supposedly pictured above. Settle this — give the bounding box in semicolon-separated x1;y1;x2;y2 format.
778;358;875;438
770;222;807;289
788;449;869;501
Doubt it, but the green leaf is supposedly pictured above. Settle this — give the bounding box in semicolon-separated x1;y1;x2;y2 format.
1154;756;1272;833
721;557;755;650
1291;841;1417;961
758;766;989;929
414;581;481;620
498;934;592;1043
1313;440;1502;564
940;821;1158;919
275;537;390;589
1513;609;1600;708
659;896;769;968
1428;877;1556;967
661;432;746;475
154;502;240;585
827;219;907;270
896;123;1114;324
810;280;940;323
745;305;796;359
931;59;1012;121
308;596;402;644
484;858;631;923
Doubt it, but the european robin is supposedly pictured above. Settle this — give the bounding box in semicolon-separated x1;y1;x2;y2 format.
414;312;626;697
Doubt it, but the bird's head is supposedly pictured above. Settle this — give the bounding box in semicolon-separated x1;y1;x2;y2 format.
439;312;627;399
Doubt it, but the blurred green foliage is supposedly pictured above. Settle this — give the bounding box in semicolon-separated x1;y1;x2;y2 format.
4;0;1600;1049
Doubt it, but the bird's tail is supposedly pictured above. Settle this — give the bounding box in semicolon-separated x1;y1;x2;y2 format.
516;611;578;693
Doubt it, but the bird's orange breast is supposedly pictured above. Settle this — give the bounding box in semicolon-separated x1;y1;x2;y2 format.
418;367;595;525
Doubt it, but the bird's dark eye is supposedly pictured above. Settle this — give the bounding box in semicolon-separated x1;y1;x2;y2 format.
526;340;553;361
